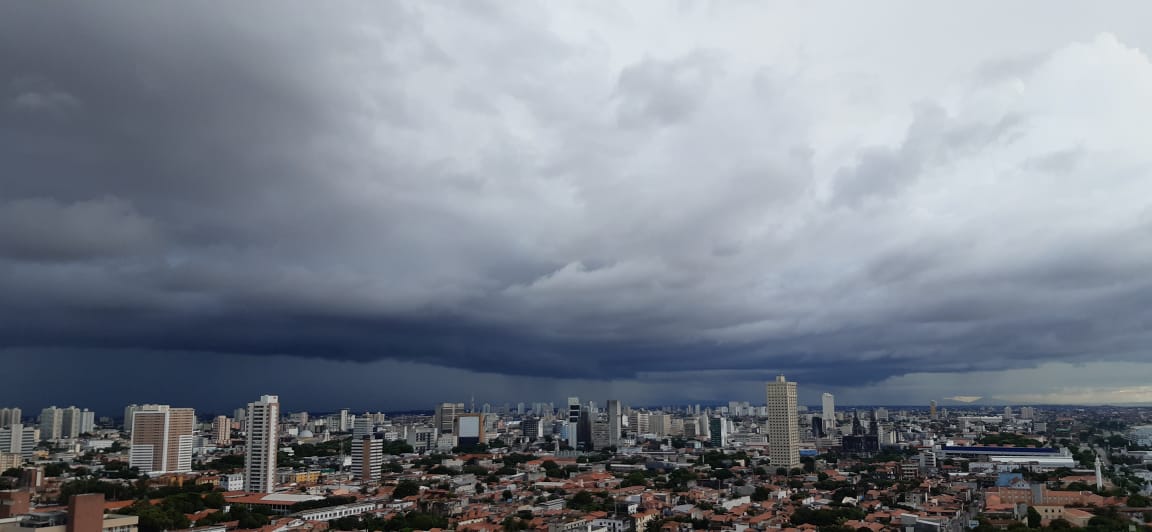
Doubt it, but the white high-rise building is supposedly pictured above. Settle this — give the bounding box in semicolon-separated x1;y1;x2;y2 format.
39;407;65;440
58;406;85;438
244;395;280;493
0;408;22;428
1020;406;1035;420
0;424;39;459
767;375;800;470
821;393;835;436
79;409;95;434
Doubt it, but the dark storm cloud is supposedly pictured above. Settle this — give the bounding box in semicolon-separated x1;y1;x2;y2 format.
4;2;1152;408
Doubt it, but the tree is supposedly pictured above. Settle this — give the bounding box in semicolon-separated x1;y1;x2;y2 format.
1048;518;1073;529
570;490;595;510
1026;506;1041;528
1127;493;1150;507
393;481;420;499
502;489;513;501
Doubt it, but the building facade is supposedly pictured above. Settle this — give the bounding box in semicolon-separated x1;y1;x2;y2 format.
129;405;195;474
766;375;800;470
244;395;279;493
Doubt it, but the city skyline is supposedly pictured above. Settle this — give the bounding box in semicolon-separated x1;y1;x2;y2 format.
6;3;1152;411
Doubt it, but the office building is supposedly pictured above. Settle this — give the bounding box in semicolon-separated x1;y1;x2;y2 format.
606;400;622;447
766;374;800;470
566;397;581;449
0;424;39;460
821;393;835;437
352;434;383;482
455;413;485;447
129;405;195;474
628;410;650;436
244;395;279;493
213;415;231;446
709;416;728;447
352;415;373;439
0;408;22;429
434;403;464;436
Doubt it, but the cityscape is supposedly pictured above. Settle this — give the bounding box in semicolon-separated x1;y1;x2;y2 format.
6;2;1152;532
5;379;1152;532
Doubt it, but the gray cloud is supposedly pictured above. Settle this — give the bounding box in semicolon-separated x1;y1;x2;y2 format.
3;3;1152;409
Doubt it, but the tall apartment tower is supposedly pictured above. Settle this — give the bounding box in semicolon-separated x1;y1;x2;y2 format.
0;408;22;428
39;407;64;440
353;434;383;482
766;375;800;470
929;400;937;420
433;403;464;436
0;424;39;459
244;395;279;493
566;397;581;449
129;405;196;474
606;400;623;447
213;415;232;446
821;393;835;437
59;407;85;439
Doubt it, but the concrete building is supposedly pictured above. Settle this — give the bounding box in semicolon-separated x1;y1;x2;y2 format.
766;375;800;470
709;416;728;448
244;395;279;493
606;400;623;447
212;415;231;446
0;409;19;429
39;407;64;441
566;397;581;449
434;403;464;437
821;393;835;436
0;425;38;460
929;400;937;420
352;435;384;483
455;413;485;447
129;405;195;474
0;493;138;532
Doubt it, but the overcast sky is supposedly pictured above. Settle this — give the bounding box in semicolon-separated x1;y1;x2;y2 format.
4;2;1152;416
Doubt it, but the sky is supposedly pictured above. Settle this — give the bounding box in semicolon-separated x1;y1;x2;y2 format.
5;1;1152;416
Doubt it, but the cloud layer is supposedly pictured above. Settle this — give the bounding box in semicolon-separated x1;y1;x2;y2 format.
4;2;1152;408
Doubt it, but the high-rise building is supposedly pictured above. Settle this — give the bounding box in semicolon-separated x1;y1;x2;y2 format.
874;407;889;421
628;410;651;436
649;413;670;437
566;397;581;449
338;409;352;432
0;408;22;428
352;434;383;482
129;405;195;474
821;393;835;437
1003;406;1013;419
434;403;464;436
124;404;164;435
1020;406;1035;420
0;424;39;460
929;400;937;420
606;400;622;447
58;407;85;439
709;416;728;448
213;415;231;446
244;395;279;493
39;407;64;440
455;413;485;447
766;374;800;470
79;410;95;434
352;415;373;439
